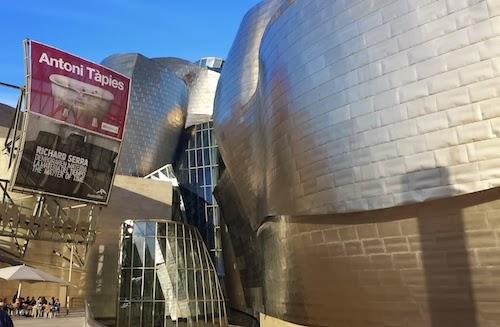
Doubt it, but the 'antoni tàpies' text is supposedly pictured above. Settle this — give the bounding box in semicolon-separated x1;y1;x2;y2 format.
38;52;125;91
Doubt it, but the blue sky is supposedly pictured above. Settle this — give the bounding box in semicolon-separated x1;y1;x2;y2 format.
0;0;260;106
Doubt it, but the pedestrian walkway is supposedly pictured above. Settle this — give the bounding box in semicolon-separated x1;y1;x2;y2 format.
13;316;85;327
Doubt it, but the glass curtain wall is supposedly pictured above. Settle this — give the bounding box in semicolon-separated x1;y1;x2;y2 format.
117;219;227;327
176;122;223;275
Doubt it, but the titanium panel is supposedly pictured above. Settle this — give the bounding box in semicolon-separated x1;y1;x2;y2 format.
101;54;189;177
214;0;500;221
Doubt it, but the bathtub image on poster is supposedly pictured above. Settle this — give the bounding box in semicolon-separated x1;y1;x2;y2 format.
28;40;130;140
12;114;120;204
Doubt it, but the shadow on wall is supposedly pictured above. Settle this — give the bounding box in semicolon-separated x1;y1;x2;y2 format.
253;164;494;326
406;167;477;327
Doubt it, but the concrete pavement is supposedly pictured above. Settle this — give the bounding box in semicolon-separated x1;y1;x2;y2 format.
13;316;85;327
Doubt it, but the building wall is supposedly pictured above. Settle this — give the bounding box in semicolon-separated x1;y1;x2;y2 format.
258;189;500;327
85;175;172;319
215;0;500;221
214;0;500;326
101;54;189;177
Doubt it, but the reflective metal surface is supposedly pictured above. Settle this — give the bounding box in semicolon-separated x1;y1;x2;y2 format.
185;70;221;128
214;0;500;219
213;1;500;326
117;219;227;327
101;54;189;177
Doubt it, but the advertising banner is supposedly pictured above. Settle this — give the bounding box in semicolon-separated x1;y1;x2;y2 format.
11;40;131;204
29;40;130;139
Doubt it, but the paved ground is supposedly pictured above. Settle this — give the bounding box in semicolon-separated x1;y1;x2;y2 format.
12;316;85;326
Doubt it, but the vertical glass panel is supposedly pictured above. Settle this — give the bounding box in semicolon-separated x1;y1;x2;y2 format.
195;131;201;148
177;224;185;238
188;270;196;299
203;148;210;166
143;269;154;300
196;149;203;166
155;275;165;300
178;239;185;267
204;187;212;204
121;237;132;268
203;130;209;147
189;169;196;184
157;223;166;237
130;302;141;327
146;222;156;236
212;166;219;183
142;302;153;327
132;236;145;267
167;238;177;264
157;238;167;264
207;207;213;225
186;242;194;270
154;302;165;327
131;269;143;300
145;238;155;267
189;150;195;167
197;301;206;322
204;167;212;186
119;269;131;300
197;169;204;186
135;222;146;236
167;223;176;237
211;147;218;163
196;271;204;302
118;302;130;327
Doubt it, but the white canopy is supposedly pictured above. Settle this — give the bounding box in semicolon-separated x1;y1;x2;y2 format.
0;264;69;285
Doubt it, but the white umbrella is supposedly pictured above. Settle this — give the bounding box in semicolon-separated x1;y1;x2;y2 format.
0;264;71;298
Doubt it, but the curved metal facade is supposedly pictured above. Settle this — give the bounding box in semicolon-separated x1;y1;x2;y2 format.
102;54;189;177
185;69;221;128
215;0;500;220
214;0;500;326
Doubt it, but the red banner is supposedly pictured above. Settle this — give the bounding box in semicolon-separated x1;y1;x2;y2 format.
29;41;130;139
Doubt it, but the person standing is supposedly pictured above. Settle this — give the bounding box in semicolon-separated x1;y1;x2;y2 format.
0;309;13;327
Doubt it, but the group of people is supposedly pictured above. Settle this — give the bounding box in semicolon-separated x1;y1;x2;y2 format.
0;295;61;319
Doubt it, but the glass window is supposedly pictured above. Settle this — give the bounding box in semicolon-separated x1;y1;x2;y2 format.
132;236;145;267
142;302;153;327
131;269;143;300
155;275;165;300
211;147;218;164
196;131;201;148
190;169;196;184
189;150;196;167
157;223;166;237
145;238;155;267
204;168;212;186
143;269;154;300
197;169;204;186
196;149;203;166
167;224;176;238
203;148;211;166
130;302;141;326
146;222;156;236
118;302;130;326
119;269;131;300
135;222;146;236
212;167;218;184
203;130;209;147
154;302;165;327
